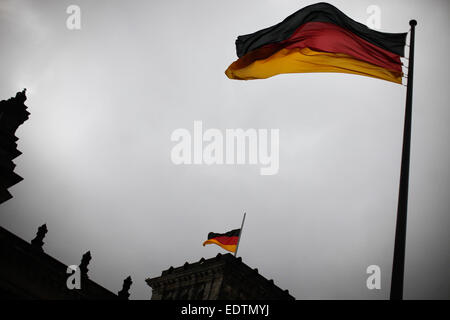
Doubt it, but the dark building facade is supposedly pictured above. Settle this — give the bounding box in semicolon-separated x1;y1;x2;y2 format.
0;91;131;299
147;253;294;300
0;225;127;299
0;90;291;300
0;89;29;204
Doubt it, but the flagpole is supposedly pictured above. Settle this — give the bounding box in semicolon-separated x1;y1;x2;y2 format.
234;212;246;257
390;19;417;300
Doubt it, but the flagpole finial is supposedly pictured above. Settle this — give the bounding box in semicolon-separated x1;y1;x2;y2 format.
409;20;417;27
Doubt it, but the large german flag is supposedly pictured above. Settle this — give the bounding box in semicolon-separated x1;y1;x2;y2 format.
225;2;407;83
202;229;241;253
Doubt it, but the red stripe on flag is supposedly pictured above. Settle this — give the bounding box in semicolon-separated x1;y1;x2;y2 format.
236;22;403;73
212;236;239;246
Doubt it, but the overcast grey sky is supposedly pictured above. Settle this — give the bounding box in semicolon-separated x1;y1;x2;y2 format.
0;0;449;299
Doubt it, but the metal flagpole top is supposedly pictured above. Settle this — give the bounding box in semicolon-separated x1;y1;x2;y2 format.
234;212;246;257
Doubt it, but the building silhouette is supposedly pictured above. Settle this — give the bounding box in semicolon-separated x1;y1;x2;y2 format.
0;90;293;300
147;253;294;300
0;224;131;299
0;90;130;300
0;89;29;204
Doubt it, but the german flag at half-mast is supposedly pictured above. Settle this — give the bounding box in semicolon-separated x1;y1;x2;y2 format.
225;2;407;83
203;229;241;253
